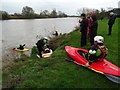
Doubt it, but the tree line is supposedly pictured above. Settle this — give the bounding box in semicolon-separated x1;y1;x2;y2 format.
77;7;120;19
0;6;68;20
0;6;120;20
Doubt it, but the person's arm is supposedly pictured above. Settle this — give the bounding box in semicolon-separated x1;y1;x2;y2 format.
23;44;25;47
79;18;82;24
106;48;108;56
80;21;83;32
108;17;110;25
108;16;114;25
43;39;49;48
88;45;97;55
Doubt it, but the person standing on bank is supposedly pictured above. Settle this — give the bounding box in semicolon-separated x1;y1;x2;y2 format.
89;13;98;45
107;12;116;36
79;13;88;47
87;16;93;40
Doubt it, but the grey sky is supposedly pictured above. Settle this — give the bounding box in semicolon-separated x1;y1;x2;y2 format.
1;0;120;15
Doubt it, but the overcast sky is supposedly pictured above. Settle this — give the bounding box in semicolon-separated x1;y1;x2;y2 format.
0;0;120;15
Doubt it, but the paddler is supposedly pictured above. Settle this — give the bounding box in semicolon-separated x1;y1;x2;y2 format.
85;36;108;67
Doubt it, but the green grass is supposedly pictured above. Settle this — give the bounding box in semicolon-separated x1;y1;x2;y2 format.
2;18;120;88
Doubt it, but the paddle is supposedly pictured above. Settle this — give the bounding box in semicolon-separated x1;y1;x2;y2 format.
66;58;120;84
105;74;120;84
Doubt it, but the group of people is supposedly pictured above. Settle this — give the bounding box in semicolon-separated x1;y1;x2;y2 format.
17;31;59;58
16;12;116;64
79;12;98;47
79;11;116;47
79;11;116;66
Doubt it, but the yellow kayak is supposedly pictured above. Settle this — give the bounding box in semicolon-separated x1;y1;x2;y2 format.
13;48;29;52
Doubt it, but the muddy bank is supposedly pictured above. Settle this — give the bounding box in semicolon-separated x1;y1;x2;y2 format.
2;48;31;67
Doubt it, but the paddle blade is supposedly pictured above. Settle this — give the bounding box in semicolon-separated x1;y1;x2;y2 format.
105;74;120;84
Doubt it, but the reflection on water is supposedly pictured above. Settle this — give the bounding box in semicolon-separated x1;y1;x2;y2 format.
2;17;79;66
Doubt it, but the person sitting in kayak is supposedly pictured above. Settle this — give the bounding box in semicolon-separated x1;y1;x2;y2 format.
17;44;25;50
36;37;49;58
53;31;58;36
85;36;108;66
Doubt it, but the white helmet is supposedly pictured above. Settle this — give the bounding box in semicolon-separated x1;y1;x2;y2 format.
94;36;104;43
44;37;48;40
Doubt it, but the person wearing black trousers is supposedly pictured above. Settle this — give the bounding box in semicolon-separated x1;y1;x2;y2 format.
89;14;98;45
108;12;116;35
36;37;49;58
79;13;88;47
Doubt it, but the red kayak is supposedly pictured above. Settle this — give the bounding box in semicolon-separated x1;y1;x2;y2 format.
65;46;120;84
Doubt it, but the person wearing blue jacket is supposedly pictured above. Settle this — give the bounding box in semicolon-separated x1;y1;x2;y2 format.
89;14;98;45
108;12;116;35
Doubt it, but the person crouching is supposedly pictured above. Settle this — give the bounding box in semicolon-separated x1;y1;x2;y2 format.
36;37;49;58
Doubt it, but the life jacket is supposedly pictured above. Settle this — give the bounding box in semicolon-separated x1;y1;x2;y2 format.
97;45;107;61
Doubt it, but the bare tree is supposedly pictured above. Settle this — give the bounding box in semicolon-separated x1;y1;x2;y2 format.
77;7;93;16
40;10;50;16
50;9;57;18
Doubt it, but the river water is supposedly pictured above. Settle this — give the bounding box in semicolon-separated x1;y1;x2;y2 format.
2;17;79;65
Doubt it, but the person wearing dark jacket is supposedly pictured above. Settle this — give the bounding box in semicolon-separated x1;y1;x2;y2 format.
36;37;49;58
108;12;116;35
89;14;98;45
79;13;88;47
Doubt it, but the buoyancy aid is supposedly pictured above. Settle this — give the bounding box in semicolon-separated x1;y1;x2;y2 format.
97;45;107;61
88;44;107;62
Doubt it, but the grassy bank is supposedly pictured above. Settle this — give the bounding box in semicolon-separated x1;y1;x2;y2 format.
2;18;120;88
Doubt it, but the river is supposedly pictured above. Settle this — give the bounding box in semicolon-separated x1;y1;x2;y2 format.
2;17;79;66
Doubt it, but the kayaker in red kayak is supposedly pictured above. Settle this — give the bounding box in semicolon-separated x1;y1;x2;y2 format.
86;36;108;67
